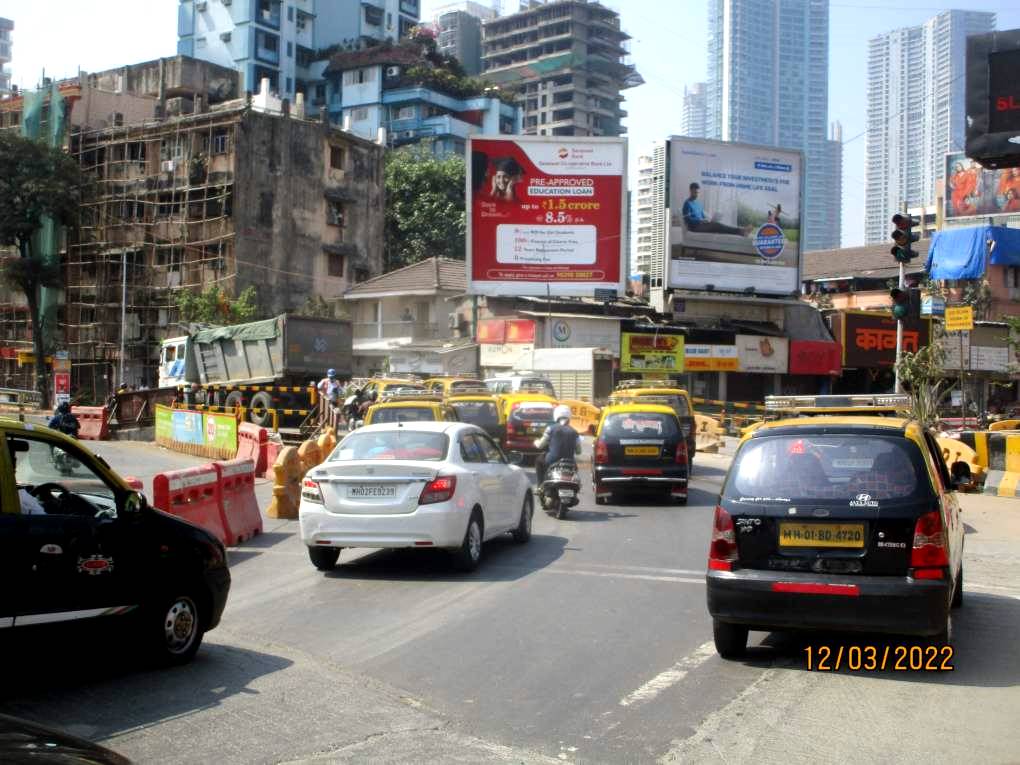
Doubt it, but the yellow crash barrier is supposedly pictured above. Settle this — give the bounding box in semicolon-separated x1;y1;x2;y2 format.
988;419;1020;431
937;436;983;490
561;399;601;434
267;446;302;519
694;414;724;453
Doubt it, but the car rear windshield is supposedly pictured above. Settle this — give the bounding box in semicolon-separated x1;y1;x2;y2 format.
449;380;486;393
451;401;499;425
371;407;437;424
381;383;425;394
724;434;927;503
602;412;678;439
512;406;554;422
637;393;691;417
331;431;449;461
520;379;555;396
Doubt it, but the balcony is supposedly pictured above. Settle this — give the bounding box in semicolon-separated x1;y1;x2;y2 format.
353;321;442;343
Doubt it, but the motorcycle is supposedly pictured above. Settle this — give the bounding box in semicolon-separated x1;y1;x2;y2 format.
538;459;581;520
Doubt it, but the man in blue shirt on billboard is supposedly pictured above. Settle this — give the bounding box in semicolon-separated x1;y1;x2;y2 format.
682;183;748;236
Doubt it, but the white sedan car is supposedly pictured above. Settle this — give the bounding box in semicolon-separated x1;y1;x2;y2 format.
299;422;534;571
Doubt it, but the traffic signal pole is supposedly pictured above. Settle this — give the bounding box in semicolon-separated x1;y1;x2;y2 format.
894;258;904;393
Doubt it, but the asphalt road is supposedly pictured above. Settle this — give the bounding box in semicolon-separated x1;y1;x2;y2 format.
2;443;1019;764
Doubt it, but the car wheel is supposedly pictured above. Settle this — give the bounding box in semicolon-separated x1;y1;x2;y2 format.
951;564;963;609
150;593;205;666
249;391;274;427
713;619;748;659
308;546;341;571
224;391;245;411
452;511;484;571
511;494;533;544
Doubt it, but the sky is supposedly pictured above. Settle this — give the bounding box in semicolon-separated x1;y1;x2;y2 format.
3;0;1020;249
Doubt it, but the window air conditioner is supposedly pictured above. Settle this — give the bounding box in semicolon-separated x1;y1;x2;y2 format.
386;66;401;77
195;0;207;10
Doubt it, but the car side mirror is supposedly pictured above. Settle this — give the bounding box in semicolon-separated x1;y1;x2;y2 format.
507;451;524;466
124;491;147;515
950;460;971;488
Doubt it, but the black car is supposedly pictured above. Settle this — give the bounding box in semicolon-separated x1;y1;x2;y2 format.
0;714;130;764
706;417;967;658
1;420;231;665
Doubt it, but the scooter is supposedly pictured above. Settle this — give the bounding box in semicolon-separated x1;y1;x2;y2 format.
538;459;581;520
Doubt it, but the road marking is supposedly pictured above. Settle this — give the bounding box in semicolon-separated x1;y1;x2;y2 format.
567;562;705;577
618;641;717;707
543;568;706;585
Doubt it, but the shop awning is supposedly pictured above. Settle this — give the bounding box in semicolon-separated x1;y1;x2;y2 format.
925;226;1020;280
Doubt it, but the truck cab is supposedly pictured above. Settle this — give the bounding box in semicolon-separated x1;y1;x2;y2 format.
158;337;191;389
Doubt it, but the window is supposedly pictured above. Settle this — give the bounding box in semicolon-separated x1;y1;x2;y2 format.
211;128;230;155
286;41;293;57
329;145;345;170
287;5;294;21
9;435;117;511
343;68;374;86
364;3;384;26
327;200;345;227
332;431;449;461
285;76;292;93
475;434;506;464
327;252;344;277
396;105;415;120
352;107;369;121
355;268;369;283
196;37;206;49
460;436;486;463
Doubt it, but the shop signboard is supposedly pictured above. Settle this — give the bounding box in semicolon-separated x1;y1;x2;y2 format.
683;344;738;372
620;333;685;373
547;317;620;355
789;340;842;375
476;319;536;344
736;335;789;374
480;343;534;368
839;311;932;368
467;136;626;297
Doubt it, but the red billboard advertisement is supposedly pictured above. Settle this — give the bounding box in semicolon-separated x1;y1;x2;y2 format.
789;340;842;375
476;319;536;344
467;136;627;297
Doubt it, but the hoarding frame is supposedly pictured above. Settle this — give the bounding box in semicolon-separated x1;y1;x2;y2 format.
663;136;804;296
466;134;628;298
943;151;1020;221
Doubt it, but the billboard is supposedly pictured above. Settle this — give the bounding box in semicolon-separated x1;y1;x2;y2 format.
620;333;685;373
837;312;931;368
467;136;626;297
666;137;802;294
944;152;1020;219
965;29;1020;170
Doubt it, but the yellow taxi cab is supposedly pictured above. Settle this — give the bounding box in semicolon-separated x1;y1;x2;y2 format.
609;381;697;463
424;377;488;398
592;403;689;505
498;391;559;457
740;394;913;442
360;377;428;400
446;389;506;443
0;419;230;664
362;393;459;426
707;410;970;659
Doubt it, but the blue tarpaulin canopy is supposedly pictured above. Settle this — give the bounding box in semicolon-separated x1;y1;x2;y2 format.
925;226;1020;280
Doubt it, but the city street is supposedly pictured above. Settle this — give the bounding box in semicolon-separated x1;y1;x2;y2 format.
1;442;1019;763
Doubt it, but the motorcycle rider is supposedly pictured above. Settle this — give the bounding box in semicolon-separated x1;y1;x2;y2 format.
48;401;81;438
533;404;581;485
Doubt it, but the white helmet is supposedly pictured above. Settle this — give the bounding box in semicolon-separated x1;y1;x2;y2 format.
553;405;572;423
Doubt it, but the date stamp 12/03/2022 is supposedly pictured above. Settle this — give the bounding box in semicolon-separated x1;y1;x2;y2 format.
805;644;954;672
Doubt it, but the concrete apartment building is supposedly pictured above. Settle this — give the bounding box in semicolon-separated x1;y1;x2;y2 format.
0;56;384;395
679;82;707;139
864;10;996;244
0;18;11;96
633;149;665;279
480;0;641;137
433;1;498;76
706;0;841;251
177;0;421;100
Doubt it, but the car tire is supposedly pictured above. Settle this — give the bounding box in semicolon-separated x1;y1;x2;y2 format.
224;391;245;411
249;391;274;427
951;565;963;609
149;592;205;666
452;511;484;572
713;619;748;659
511;494;533;544
308;546;341;571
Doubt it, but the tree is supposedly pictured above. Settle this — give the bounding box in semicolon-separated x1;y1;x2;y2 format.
384;144;466;270
175;285;260;325
0;131;85;402
896;324;952;428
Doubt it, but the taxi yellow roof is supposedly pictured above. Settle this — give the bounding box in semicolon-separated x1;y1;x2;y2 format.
756;415;910;431
601;403;679;417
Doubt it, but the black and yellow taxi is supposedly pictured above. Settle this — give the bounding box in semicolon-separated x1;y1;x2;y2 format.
360;377;428;400
424;377;488;398
499;393;559;458
0;419;230;665
707;405;969;658
740;393;913;439
446;387;506;443
608;381;697;464
592;403;690;505
362;393;459;426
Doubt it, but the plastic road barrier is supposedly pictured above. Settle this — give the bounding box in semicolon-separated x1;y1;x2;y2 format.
152;464;228;544
214;458;263;544
72;406;110;440
237;422;269;475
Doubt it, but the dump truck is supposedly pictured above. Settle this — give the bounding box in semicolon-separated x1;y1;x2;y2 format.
159;314;353;426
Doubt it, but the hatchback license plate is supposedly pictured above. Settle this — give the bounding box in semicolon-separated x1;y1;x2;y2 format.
347;484;397;499
625;446;660;457
779;522;864;548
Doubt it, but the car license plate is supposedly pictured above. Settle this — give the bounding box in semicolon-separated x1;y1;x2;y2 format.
559;490;576;499
625;446;660;457
778;522;865;548
346;484;397;499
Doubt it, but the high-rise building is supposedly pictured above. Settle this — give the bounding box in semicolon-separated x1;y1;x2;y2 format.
633;146;666;282
0;18;12;96
864;10;995;244
706;0;839;251
177;0;421;99
680;82;707;138
433;2;498;76
480;0;642;137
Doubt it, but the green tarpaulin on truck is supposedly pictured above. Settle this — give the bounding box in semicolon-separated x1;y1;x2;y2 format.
192;316;281;345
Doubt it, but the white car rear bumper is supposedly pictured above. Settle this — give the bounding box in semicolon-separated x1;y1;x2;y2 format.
299;501;469;549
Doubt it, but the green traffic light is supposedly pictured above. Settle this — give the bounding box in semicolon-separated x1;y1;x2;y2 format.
892;304;908;320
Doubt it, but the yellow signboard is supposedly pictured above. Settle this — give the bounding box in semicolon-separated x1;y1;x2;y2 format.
944;306;974;332
620;333;685;374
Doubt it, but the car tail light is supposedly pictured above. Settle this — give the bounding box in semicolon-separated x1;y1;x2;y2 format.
506;419;516;436
301;477;324;504
675;439;688;465
911;509;949;573
419;475;457;505
709;506;738;571
595;438;609;464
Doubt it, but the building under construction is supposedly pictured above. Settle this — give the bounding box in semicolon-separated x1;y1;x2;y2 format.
0;56;385;398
